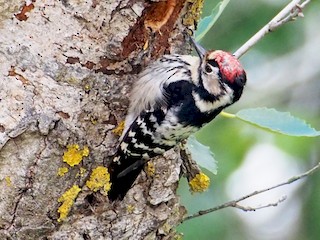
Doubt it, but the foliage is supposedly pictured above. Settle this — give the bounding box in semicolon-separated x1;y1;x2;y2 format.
234;108;320;137
180;0;320;239
186;135;218;174
195;0;230;42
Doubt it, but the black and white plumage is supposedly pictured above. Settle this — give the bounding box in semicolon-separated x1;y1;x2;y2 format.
108;39;247;201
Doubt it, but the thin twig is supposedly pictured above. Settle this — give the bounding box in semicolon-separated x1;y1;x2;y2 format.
183;162;320;222
233;195;287;212
179;141;202;182
234;0;311;58
182;0;315;224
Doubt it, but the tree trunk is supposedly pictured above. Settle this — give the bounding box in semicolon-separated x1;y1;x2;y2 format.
0;0;198;239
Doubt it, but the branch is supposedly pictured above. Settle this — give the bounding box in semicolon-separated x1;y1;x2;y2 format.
232;195;287;212
179;141;202;182
182;161;320;222
234;0;311;59
181;0;314;225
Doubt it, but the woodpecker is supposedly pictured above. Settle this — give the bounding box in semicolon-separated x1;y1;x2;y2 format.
108;38;246;201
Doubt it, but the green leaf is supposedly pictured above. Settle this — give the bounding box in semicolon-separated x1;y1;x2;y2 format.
235;108;320;137
195;0;230;42
186;135;218;174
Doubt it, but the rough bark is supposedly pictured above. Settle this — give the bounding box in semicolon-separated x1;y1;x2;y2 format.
0;0;198;239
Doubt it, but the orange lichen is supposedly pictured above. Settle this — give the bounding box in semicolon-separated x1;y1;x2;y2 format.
189;172;210;192
143;39;149;51
86;166;111;195
15;3;35;21
57;185;81;222
144;0;177;32
8;66;29;84
63;144;89;167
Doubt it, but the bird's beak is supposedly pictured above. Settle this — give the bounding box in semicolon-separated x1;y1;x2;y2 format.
190;38;206;60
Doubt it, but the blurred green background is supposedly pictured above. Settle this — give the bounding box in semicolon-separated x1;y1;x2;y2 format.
177;0;320;239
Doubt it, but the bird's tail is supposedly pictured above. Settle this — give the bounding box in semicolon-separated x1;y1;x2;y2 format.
107;156;145;201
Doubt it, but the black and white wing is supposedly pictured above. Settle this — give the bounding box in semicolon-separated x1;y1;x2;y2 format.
108;55;199;200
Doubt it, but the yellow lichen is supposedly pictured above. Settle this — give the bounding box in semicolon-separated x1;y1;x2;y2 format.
86;166;111;194
82;146;89;157
189;172;210;193
112;121;125;136
5;176;11;187
57;185;81;222
84;84;91;91
90;116;98;125
145;161;155;176
173;233;183;240
159;222;172;235
63;144;89;167
76;167;87;178
183;0;204;27
126;204;135;213
57;167;69;177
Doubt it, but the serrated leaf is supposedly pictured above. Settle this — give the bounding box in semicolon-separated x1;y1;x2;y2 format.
195;0;230;42
235;108;320;137
186;135;218;174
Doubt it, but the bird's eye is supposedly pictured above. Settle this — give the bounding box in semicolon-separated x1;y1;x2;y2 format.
205;64;213;73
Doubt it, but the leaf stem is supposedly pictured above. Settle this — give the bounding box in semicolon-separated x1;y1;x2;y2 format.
220;111;236;118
